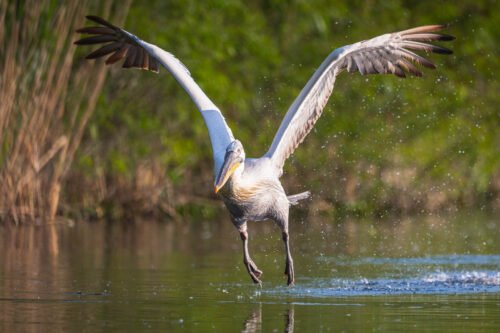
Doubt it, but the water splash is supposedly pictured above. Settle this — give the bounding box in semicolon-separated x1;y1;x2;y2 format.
423;271;500;285
267;255;500;297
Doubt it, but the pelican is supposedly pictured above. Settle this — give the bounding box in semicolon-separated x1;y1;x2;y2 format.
76;16;454;286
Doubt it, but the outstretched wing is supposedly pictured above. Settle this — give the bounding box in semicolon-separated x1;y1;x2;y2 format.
265;25;454;175
75;16;235;178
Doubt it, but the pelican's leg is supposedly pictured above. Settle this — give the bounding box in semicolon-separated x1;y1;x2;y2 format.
282;230;295;286
239;224;263;285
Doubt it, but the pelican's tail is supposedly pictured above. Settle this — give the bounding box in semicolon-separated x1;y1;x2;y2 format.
288;191;311;205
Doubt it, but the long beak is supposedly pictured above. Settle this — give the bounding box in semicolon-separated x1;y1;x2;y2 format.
214;151;241;193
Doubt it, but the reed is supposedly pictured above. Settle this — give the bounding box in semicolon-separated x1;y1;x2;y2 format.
0;0;131;224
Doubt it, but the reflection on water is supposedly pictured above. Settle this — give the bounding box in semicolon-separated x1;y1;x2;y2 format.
241;305;295;333
285;306;294;333
0;213;499;332
242;305;262;332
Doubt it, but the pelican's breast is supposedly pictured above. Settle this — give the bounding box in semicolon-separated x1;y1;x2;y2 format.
221;157;286;222
236;180;286;222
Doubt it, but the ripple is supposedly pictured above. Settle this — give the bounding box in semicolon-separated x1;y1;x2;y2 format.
423;271;500;285
319;254;500;267
267;270;500;297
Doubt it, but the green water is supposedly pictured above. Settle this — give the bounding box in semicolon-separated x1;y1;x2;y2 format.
0;213;499;332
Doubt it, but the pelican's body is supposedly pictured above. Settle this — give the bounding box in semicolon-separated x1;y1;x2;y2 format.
76;16;454;286
220;159;285;223
213;147;302;284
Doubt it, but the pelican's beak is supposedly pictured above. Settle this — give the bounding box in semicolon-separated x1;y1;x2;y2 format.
214;151;242;194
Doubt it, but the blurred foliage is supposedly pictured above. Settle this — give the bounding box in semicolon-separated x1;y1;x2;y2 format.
71;0;499;218
0;0;131;223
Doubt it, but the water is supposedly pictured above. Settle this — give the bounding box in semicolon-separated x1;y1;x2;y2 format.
0;213;499;332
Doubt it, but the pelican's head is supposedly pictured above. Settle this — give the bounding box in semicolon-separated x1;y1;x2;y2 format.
214;140;245;193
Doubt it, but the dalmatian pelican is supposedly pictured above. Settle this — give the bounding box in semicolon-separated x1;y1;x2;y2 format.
76;16;453;286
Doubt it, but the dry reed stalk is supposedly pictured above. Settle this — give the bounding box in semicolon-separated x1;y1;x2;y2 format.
0;0;131;224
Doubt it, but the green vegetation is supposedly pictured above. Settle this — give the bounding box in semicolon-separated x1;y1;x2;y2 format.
1;0;498;223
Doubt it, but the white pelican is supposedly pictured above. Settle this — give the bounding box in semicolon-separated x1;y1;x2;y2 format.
76;16;454;286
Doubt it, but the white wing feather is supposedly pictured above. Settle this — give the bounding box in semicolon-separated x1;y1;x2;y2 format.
76;16;234;178
264;25;453;175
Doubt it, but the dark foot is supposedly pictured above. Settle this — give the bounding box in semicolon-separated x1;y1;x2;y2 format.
245;259;263;285
248;259;263;278
248;268;262;286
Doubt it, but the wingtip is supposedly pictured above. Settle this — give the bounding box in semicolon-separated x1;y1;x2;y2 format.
86;15;102;21
434;47;453;55
85;15;100;22
73;39;85;45
85;15;117;29
440;34;456;41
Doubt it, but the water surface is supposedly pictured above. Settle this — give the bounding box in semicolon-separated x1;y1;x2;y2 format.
0;213;499;332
